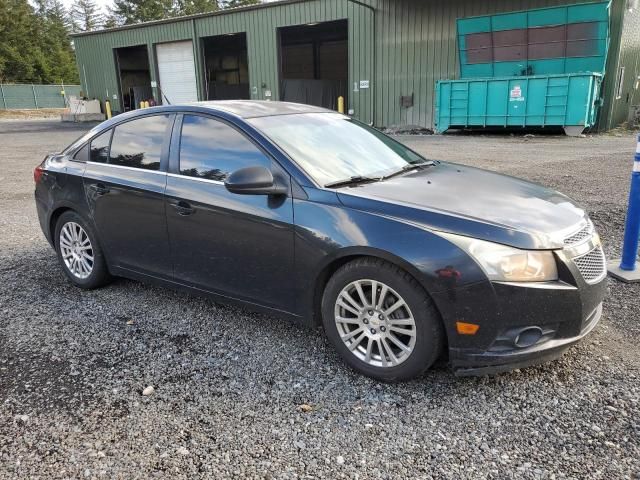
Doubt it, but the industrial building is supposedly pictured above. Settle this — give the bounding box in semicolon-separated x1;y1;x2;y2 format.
72;0;640;132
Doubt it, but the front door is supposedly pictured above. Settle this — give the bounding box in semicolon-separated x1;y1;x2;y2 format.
83;114;173;278
164;114;295;312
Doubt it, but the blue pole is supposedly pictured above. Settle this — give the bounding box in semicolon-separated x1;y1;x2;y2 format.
619;134;640;271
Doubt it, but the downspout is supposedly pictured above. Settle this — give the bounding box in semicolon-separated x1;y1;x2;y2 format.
344;0;376;126
192;18;204;102
605;0;623;130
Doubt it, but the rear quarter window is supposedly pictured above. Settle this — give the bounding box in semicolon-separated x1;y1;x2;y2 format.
73;144;89;162
89;129;112;163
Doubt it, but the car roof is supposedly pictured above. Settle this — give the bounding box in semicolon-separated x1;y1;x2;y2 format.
63;101;338;157
187;100;334;119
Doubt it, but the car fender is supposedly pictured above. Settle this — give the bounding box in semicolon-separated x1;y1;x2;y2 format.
293;197;489;323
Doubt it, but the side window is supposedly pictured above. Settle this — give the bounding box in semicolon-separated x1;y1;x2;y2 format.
109;115;170;171
179;115;270;181
89;129;111;163
73;143;89;162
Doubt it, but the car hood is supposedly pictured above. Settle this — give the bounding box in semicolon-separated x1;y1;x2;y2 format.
336;162;588;250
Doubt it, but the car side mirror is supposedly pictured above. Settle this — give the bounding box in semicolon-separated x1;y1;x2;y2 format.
224;165;288;196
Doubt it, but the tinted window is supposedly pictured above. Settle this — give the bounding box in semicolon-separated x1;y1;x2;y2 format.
179;115;270;181
109;115;170;171
89;130;111;163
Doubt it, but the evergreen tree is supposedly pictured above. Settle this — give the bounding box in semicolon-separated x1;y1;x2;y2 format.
111;0;176;24
109;0;259;25
175;0;218;16
0;0;40;82
42;0;78;83
102;5;120;28
71;0;103;32
0;0;77;84
222;0;259;8
102;15;118;28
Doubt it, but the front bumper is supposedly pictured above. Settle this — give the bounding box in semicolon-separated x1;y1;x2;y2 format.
430;229;607;376
450;302;602;376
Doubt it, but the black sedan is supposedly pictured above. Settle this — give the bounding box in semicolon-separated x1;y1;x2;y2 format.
34;101;607;380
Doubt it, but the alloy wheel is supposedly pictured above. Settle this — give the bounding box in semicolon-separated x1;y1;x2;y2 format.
59;221;94;279
334;279;417;368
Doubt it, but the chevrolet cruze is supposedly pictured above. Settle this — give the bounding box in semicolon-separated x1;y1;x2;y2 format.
34;101;607;380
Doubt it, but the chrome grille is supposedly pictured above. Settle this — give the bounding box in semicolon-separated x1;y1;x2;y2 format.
564;222;593;246
573;246;606;284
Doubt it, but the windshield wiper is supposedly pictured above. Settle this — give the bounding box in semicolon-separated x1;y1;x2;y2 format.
324;175;381;189
381;160;435;181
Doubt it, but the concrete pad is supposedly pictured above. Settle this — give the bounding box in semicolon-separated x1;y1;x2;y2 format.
61;113;105;122
608;259;640;283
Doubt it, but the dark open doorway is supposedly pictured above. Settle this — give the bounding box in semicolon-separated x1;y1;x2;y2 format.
202;33;250;101
278;19;348;110
114;45;152;112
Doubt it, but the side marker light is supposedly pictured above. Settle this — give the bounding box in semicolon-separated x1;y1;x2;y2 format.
456;322;480;335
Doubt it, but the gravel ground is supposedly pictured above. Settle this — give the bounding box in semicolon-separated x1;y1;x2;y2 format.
1;121;639;479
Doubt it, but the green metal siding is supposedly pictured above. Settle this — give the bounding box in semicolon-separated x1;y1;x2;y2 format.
73;0;628;131
74;0;374;120
605;4;640;128
75;19;196;113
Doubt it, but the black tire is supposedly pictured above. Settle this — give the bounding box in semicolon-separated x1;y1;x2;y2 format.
322;258;444;381
54;210;112;289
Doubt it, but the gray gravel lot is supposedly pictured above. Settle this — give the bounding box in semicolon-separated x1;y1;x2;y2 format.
1;121;639;479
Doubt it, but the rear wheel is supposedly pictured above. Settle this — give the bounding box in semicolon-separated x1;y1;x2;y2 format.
54;211;112;289
322;258;444;381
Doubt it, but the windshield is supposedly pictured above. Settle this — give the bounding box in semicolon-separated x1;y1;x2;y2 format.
248;113;426;186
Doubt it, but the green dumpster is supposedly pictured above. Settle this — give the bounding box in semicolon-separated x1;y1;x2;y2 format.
435;73;602;136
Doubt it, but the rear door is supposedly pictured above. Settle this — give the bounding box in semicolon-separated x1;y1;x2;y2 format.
83;114;174;278
164;113;295;312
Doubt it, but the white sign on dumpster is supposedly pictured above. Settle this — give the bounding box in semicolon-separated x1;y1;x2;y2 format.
510;85;524;102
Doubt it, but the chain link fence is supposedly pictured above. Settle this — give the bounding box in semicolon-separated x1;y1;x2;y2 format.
0;84;82;109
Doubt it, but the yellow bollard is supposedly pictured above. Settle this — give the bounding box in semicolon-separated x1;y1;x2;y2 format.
140;101;145;109
105;100;112;120
144;101;150;109
338;96;345;114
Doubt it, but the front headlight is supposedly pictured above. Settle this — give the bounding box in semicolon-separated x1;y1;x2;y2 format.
440;233;558;282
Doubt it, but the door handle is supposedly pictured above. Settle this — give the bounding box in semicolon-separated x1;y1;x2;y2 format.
89;183;110;195
170;200;195;216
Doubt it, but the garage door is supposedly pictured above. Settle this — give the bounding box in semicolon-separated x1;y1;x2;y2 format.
156;41;199;104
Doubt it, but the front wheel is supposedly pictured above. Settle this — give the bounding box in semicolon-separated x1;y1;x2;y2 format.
322;258;444;381
54;211;112;289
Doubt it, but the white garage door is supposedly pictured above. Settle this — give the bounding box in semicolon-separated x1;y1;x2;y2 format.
156;41;199;104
